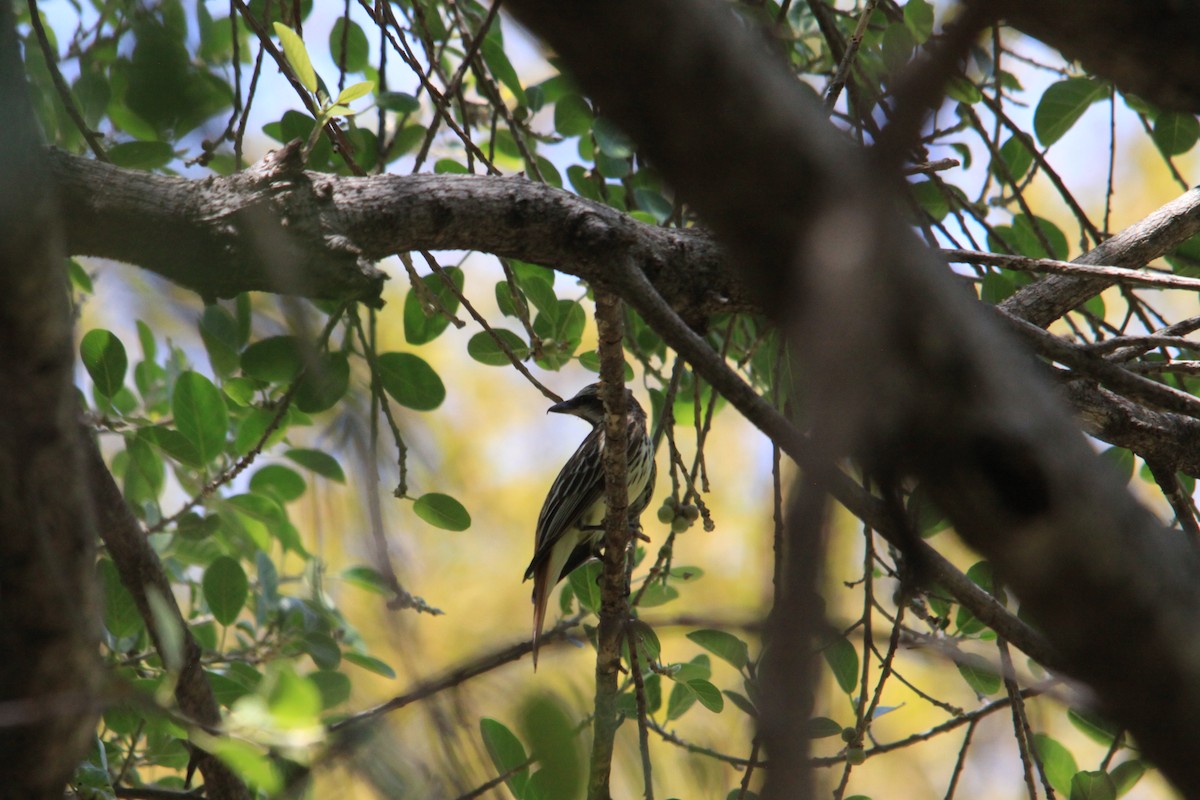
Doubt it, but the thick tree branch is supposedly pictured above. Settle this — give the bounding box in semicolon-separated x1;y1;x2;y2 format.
48;145;743;324
983;0;1200;113
0;2;101;793
503;0;1200;794
1000;187;1200;327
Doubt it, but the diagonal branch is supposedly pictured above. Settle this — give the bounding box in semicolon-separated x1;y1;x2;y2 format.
85;436;249;800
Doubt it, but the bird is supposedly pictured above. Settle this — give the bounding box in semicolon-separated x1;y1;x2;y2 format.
524;382;657;668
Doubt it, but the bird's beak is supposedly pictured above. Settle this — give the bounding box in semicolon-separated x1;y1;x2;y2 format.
548;398;574;415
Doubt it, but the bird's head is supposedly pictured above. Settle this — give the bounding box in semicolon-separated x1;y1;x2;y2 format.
548;382;642;425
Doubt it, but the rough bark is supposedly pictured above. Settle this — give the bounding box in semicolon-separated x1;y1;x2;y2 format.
49;146;743;326
503;0;1200;795
0;1;101;793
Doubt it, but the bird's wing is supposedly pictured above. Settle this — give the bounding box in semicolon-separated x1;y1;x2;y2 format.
525;426;606;580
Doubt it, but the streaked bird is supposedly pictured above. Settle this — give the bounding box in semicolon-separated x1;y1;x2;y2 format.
524;383;657;668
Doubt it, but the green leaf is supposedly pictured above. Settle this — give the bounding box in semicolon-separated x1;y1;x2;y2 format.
635;582;679;608
215;739;282;793
1033;733;1079;796
200;305;241;377
909;179;948;221
310;670;351;709
267;665;322;728
203;555;248;625
723;689;756;719
481;36;526;105
994;134;1035;183
568;561;602;614
206;670;251;707
687;679;724;713
173;371;228;464
376;352;446;410
434;157;468;174
881;23;915;71
554;93;592;137
1070;770;1116;800
481;718;530;799
593;117;632;158
377;92;420;114
956;653;1001;696
250;464;306;503
330;18;369;73
98;559;142;640
81;329;128;398
519;693;583;800
1067;707;1120;745
302;631;341;670
233;407;286;457
807;716;843;738
404;267;464;345
517;274;559;319
294;351;349;413
142;425;201;468
343;651;397;678
413;492;471;531
823;636;859;695
273;22;317;93
945;76;981;104
286;448;345;482
241;336;302;382
467;329;530;366
666;680;696;721
341;565;391;595
1152;112;1200;157
903;0;934;42
1034;78;1107;146
1110;760;1145;797
107;140;175;169
686;629;750;670
68;259;94;293
336;80;375;105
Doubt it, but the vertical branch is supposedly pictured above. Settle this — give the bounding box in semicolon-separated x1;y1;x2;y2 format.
0;1;102;791
759;472;828;800
588;287;634;800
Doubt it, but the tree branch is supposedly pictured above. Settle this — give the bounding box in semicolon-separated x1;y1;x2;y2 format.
982;0;1200;113
47;145;744;323
0;2;101;792
84;436;249;800
589;289;633;800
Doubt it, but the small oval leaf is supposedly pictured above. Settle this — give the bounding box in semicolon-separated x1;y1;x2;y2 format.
203;555;248;625
467;329;529;366
273;22;317;93
413;492;471;531
173;371;228;464
81;329;128;398
377;352;446;410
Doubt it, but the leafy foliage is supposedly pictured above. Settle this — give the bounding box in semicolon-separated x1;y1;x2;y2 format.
15;0;1195;796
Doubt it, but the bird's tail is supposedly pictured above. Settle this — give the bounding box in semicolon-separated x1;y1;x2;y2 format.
530;560;551;670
